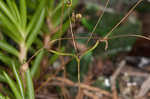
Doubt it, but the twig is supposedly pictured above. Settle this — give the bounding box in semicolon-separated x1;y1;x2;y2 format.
55;77;112;97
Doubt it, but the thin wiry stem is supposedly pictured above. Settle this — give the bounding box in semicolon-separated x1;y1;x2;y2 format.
104;0;143;38
76;58;81;98
69;16;78;53
23;33;150;67
87;0;110;44
109;34;150;41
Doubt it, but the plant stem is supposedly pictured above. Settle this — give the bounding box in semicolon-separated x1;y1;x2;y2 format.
19;43;27;63
75;57;81;98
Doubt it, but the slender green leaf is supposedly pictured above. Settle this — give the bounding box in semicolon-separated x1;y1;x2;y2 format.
0;26;20;43
11;1;22;25
0;52;12;66
6;0;18;22
0;12;23;42
20;0;27;29
0;41;19;57
0;0;25;39
26;0;46;34
26;69;34;99
6;0;21;25
12;62;25;99
0;0;19;28
31;49;44;77
26;8;46;48
3;72;22;99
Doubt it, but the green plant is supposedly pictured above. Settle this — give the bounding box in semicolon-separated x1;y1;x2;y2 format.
0;0;79;98
0;0;149;98
0;0;46;98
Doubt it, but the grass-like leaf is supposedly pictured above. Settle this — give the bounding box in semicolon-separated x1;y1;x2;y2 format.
12;62;25;99
11;1;22;25
0;12;23;42
26;0;46;35
20;0;27;29
31;49;44;77
0;52;13;66
3;72;22;99
6;0;20;23
26;69;35;99
0;0;19;28
0;41;19;57
26;8;46;48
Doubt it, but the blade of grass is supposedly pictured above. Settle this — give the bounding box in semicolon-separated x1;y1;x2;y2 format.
25;69;35;99
6;0;22;25
26;8;46;48
0;26;20;43
20;0;27;29
0;12;23;41
11;1;22;26
0;52;13;66
3;72;22;99
31;49;44;77
0;41;19;57
26;0;46;34
6;0;18;22
0;0;19;28
12;62;25;99
0;0;25;38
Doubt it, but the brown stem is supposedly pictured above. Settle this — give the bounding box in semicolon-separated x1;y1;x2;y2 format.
19;43;27;63
19;43;28;89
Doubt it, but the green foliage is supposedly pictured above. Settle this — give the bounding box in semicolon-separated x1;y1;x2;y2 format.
0;0;144;98
2;63;34;99
0;0;79;98
81;5;141;57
